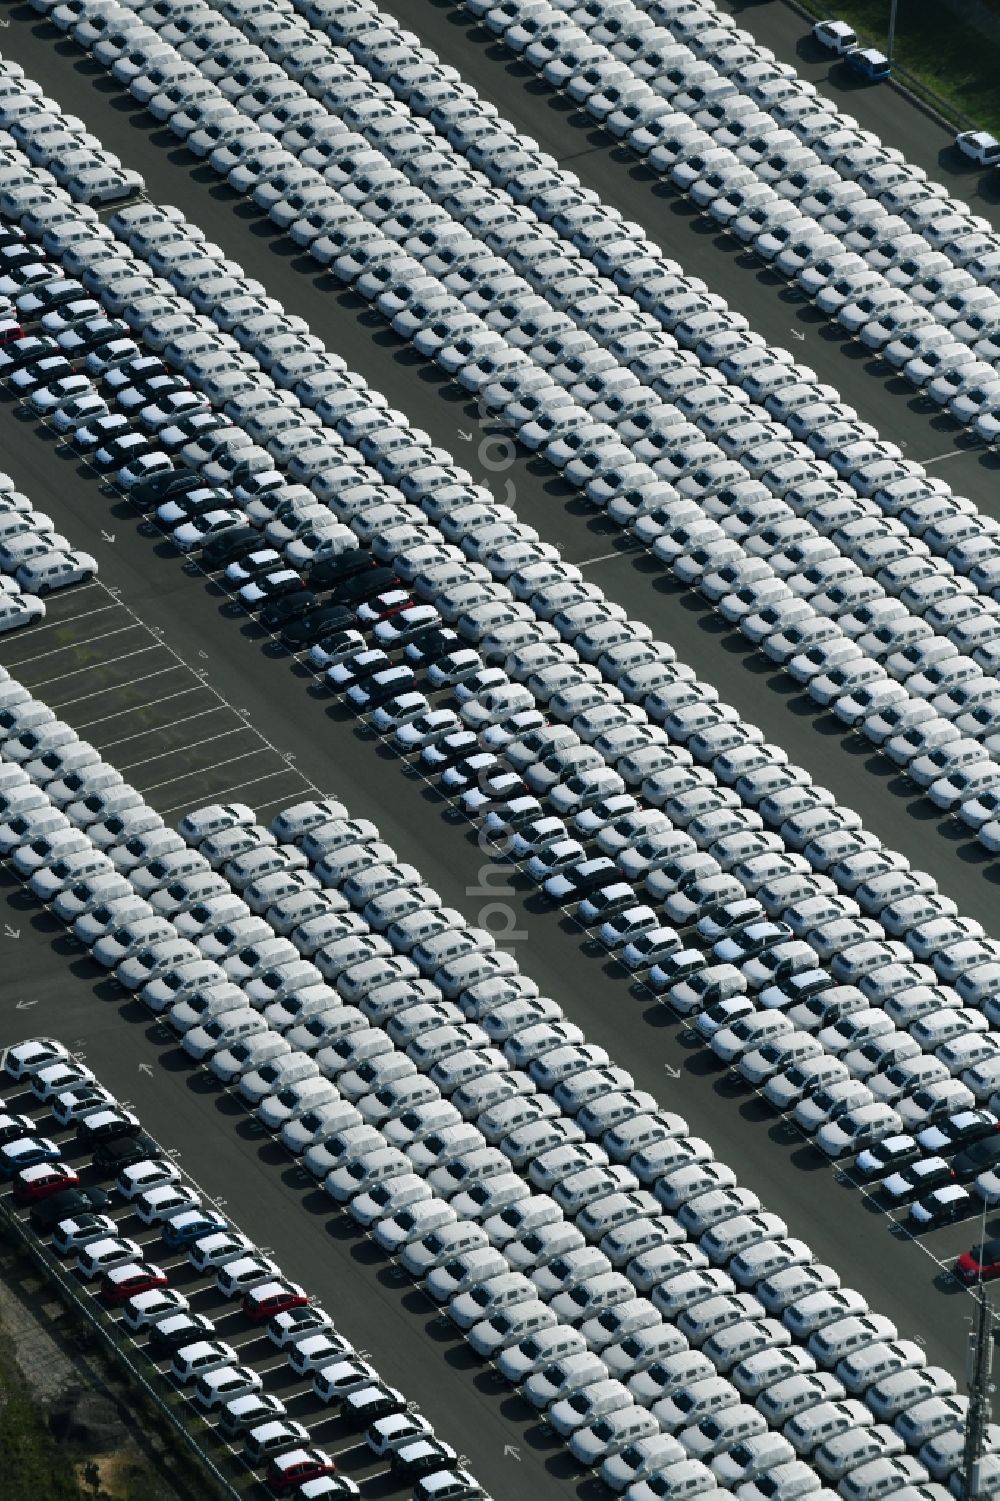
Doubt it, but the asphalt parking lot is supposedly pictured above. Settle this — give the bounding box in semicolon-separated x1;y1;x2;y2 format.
0;3;995;1483
0;1065;468;1501
5;2;1000;925
0;580;316;820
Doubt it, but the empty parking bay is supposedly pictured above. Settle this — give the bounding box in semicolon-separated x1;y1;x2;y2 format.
0;579;317;819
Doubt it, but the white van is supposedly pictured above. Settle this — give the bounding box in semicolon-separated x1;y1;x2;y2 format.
835;1339;925;1395
815;1425;905;1483
703;1317;791;1374
578;1190;661;1243
678;1292;766;1346
784;1396;874;1456
808;1313;899;1368
700;1212;788;1267
756;1370;845;1424
839;1455;931;1501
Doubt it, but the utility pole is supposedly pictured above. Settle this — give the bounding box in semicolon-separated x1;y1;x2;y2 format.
963;1274;995;1500
886;0;899;65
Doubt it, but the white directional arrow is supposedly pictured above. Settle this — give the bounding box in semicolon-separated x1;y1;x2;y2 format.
504;1445;521;1461
457;429;473;441
4;924;19;939
664;1064;680;1079
100;530;115;543
790;328;806;342
15;998;37;1009
138;1062;153;1076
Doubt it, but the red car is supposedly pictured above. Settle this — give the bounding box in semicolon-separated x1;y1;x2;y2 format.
267;1447;336;1495
242;1278;309;1323
12;1162;80;1202
956;1238;1000;1282
0;316;22;345
355;589;413;625
99;1261;168;1307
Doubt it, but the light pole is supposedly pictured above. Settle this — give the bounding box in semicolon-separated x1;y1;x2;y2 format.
963;1200;995;1501
886;0;899;65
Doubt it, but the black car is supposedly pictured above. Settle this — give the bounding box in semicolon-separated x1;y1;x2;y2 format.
0;334;59;375
156;487;232;524
0;242;45;271
72;412;131;453
419;730;478;772
158;411;227;455
308;551;380;591
201;525;261;570
84;337;141;377
404;625;460;667
93;432;154;473
17;278;88;316
437;753;500;794
10;354;73;394
342;1381;407;1429
77;1109;142;1147
92;1132;158;1176
29;1184;111;1232
330;565;397;607
349;667;417;710
330;649;393;693
951;1138;1000;1180
280;604;355;651
57;316;131;356
545;857;620;904
260;589;320;633
390;1440;457;1481
130;467;207;511
147;1311;215;1355
117;371;189;413
0;1112;36;1146
103;354;167;394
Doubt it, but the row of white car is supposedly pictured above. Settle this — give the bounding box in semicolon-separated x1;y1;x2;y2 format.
463;0;1000;426
6;55;1000;1192
0;761;972;1500
0;471;95;631
39;0;1000;847
0;57;142;205
0;1037;478;1498
6;84;1000;1162
94;0;1000;613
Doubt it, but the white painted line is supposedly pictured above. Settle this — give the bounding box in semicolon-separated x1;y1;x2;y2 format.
86;579;325;806
922;448;973;466
99;705;230;753
0;602;123;655
157;766;309;818
574;546;639;567
0;622;145;670
138;746;278;795
75;681;206;729
117;724;253;774
29;642;165;691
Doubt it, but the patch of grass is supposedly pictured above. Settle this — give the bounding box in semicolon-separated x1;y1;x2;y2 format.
811;2;1000;133
0;1350;88;1501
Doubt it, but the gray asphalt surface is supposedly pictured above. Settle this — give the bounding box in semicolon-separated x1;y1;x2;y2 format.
0;3;992;1466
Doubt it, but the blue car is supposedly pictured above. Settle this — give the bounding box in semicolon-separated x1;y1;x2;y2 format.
0;1136;62;1177
846;47;891;82
161;1207;229;1250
